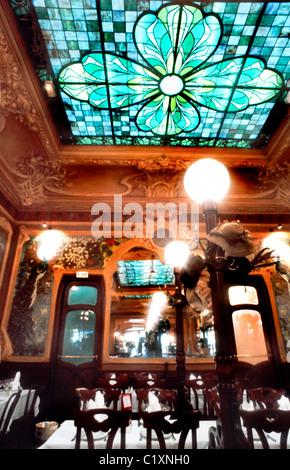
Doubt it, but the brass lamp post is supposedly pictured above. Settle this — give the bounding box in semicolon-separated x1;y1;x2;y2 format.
184;159;249;449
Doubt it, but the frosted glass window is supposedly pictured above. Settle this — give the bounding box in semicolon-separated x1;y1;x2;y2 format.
61;309;96;365
229;286;258;306
67;285;98;305
232;309;268;365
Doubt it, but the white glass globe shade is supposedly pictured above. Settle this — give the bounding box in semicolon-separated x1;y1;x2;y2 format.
152;291;167;307
263;233;290;264
164;240;190;268
37;230;64;261
184;158;230;203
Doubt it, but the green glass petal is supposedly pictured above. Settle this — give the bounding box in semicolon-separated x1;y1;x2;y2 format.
136;93;199;135
58;52;159;108
184;57;283;112
134;4;221;77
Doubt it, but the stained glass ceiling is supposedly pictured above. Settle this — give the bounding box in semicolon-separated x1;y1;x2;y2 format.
11;1;290;148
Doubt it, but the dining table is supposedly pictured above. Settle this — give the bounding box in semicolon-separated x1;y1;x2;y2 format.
38;416;290;450
38;418;217;449
0;389;40;432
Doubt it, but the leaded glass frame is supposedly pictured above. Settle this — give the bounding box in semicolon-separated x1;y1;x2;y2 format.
10;1;290;148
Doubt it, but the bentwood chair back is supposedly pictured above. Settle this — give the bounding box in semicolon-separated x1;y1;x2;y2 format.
73;408;131;449
6;386;39;449
0;390;22;446
240;408;290;449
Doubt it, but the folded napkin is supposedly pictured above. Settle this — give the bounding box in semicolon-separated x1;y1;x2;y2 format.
87;391;107;422
240;399;255;410
11;371;21;391
278;395;290;410
146;391;161;412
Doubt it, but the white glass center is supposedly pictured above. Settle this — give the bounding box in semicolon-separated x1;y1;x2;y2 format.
160;74;184;96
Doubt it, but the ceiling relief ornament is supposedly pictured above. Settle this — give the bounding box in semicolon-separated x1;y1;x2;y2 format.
0;23;54;158
258;161;290;207
121;156;188;198
14;154;70;206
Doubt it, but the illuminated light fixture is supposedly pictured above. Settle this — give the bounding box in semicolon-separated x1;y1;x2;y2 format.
184;158;230;204
164;240;190;269
36;229;64;262
263;232;290;265
146;291;167;332
44;80;56;98
152;291;167;307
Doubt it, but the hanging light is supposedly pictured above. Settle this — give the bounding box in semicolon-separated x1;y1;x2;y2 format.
184;158;230;204
36;229;64;262
164;240;190;269
263;232;290;266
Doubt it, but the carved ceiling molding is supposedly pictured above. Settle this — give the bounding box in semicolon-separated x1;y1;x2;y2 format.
258;160;290;207
0;23;55;159
12;154;70;207
60;155;269;170
119;156;188;198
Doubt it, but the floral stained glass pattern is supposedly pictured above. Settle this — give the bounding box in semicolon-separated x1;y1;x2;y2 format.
10;1;290;147
58;3;284;137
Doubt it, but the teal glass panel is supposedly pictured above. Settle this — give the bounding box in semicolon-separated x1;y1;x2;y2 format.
67;285;98;306
10;1;290;147
61;309;96;365
116;260;174;287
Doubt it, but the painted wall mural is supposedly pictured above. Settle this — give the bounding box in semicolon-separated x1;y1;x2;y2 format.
5;233;290;360
7;235;125;356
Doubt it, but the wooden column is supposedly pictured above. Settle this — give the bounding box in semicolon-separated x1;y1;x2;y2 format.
173;268;189;411
203;202;249;449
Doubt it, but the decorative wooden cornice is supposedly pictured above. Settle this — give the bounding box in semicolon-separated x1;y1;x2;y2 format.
0;4;58;159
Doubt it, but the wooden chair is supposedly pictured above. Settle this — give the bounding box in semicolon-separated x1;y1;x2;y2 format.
77;388;121;410
134;372;166;390
135;389;176;426
203;388;221;419
7;385;39;448
135;378;167;389
141;409;201;449
186;374;217;416
240;408;290;449
247;388;286;409
0;390;22;448
73;408;132;449
98;375;128;391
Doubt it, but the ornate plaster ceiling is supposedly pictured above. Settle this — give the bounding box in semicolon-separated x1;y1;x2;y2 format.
0;1;289;229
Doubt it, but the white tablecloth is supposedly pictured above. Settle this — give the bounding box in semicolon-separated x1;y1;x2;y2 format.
0;389;40;432
38;418;290;450
39;419;215;449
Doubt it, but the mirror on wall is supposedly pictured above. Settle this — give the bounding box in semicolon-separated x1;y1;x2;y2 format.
109;247;215;359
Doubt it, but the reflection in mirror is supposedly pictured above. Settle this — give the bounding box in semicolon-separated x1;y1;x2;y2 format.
232;309;268;365
109;248;215;359
62;309;96;365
